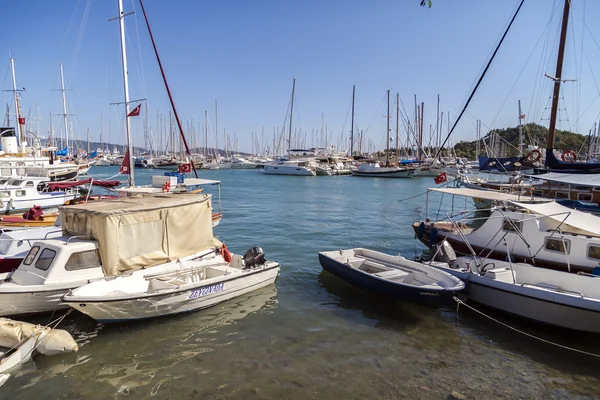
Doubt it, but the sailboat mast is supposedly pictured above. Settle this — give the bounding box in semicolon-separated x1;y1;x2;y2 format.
547;0;571;151
10;58;22;145
386;89;390;167
395;92;399;164
350;85;355;157
215;99;219;160
518;100;524;157
204;110;208;158
288;78;296;157
117;0;135;186
59;63;70;155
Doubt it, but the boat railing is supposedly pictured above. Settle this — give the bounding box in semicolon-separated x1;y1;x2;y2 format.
520;283;584;298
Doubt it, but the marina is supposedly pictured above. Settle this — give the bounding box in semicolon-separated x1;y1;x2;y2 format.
2;0;600;398
0;167;597;399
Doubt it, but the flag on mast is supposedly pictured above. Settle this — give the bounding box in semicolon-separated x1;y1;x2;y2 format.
120;149;130;175
127;104;141;117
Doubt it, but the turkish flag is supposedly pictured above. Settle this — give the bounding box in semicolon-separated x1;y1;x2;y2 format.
127;104;141;117
434;172;447;184
178;163;191;173
120;149;130;175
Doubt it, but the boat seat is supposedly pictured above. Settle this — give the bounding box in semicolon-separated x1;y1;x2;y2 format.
373;270;409;280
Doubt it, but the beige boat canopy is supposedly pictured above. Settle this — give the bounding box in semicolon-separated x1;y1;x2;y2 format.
428;187;550;202
509;201;600;237
61;194;218;276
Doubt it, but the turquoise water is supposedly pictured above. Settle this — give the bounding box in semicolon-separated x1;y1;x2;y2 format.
3;167;600;399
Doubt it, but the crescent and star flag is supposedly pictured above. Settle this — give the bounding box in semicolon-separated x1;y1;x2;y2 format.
434;172;447;185
127;104;141;117
120;149;130;175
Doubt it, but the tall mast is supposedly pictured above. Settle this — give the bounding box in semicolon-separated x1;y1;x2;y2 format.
10;58;23;144
547;0;571;151
518;100;524;157
395;92;399;164
215;99;219;160
204;110;208;158
59;63;70;155
386;89;390;167
288;78;296;156
350;85;355;156
49;111;54;147
100;114;104;149
117;0;134;186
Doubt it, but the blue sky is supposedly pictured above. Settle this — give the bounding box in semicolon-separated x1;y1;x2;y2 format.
2;0;600;154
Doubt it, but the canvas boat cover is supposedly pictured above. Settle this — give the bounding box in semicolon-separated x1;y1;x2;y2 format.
528;172;600;187
429;187;550;203
509;200;600;237
61;194;217;276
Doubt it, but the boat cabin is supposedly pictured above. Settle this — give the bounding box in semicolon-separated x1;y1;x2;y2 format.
8;239;104;286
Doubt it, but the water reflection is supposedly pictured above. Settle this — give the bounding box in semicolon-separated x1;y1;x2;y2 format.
7;285;278;398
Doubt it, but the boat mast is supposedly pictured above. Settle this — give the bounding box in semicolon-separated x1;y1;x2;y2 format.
117;0;135;187
59;63;70;155
215;99;219;161
518;100;524;157
350;85;355;157
288;78;296;157
395;92;399;164
386;89;390;167
9;58;23;146
204;110;208;158
546;0;571;152
49;111;54;147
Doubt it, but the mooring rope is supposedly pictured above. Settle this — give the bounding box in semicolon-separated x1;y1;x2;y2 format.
453;296;600;358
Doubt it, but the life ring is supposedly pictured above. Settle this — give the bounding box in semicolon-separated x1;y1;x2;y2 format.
221;243;232;263
561;150;577;162
526;149;542;162
162;181;171;193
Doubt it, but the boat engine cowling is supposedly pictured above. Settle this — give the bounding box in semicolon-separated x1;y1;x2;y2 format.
243;246;266;268
433;240;457;265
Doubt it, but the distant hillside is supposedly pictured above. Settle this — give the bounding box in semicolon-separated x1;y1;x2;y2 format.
453;123;588;159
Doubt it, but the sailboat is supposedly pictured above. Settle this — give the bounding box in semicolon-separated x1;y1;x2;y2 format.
352;90;414;178
263;79;317;176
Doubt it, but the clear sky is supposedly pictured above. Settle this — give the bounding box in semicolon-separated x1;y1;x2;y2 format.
2;0;600;155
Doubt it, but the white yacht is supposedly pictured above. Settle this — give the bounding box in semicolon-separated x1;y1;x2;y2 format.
263;155;317;176
0;177;78;213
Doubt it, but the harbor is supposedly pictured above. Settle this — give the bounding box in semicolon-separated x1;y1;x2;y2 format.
2;0;600;398
0;168;596;399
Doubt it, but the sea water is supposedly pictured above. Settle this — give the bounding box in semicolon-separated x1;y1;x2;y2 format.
3;167;599;399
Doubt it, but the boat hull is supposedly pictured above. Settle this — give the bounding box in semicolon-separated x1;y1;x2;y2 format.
263;165;315;176
466;278;600;333
318;253;459;307
64;266;280;322
351;169;414;178
0;288;73;316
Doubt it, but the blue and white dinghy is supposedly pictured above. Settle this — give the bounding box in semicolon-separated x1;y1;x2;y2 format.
318;248;464;307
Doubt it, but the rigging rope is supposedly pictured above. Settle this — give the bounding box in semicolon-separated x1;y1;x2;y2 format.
454;297;600;358
433;0;525;162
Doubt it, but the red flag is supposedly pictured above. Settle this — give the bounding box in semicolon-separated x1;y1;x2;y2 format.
18;117;25;125
120;149;130;175
127;104;141;117
178;163;191;173
434;172;447;184
519;114;525;119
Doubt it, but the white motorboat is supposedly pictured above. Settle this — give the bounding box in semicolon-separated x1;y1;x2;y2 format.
351;161;415;178
231;157;259;169
0;224;63;274
426;242;600;333
0;194;221;316
414;187;600;273
263;157;317;176
62;247;280;322
0;177;78;213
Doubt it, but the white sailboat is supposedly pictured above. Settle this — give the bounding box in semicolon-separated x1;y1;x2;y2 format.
264;79;317;176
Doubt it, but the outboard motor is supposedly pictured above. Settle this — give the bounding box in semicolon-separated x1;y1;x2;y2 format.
243;246;266;268
432;240;457;265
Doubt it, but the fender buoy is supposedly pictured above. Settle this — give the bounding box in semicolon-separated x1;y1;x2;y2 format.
221;243;232;263
526;149;542;162
561;150;577;162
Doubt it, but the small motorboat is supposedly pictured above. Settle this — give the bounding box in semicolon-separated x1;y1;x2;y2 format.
0;206;58;228
62;246;280;322
318;248;465;307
